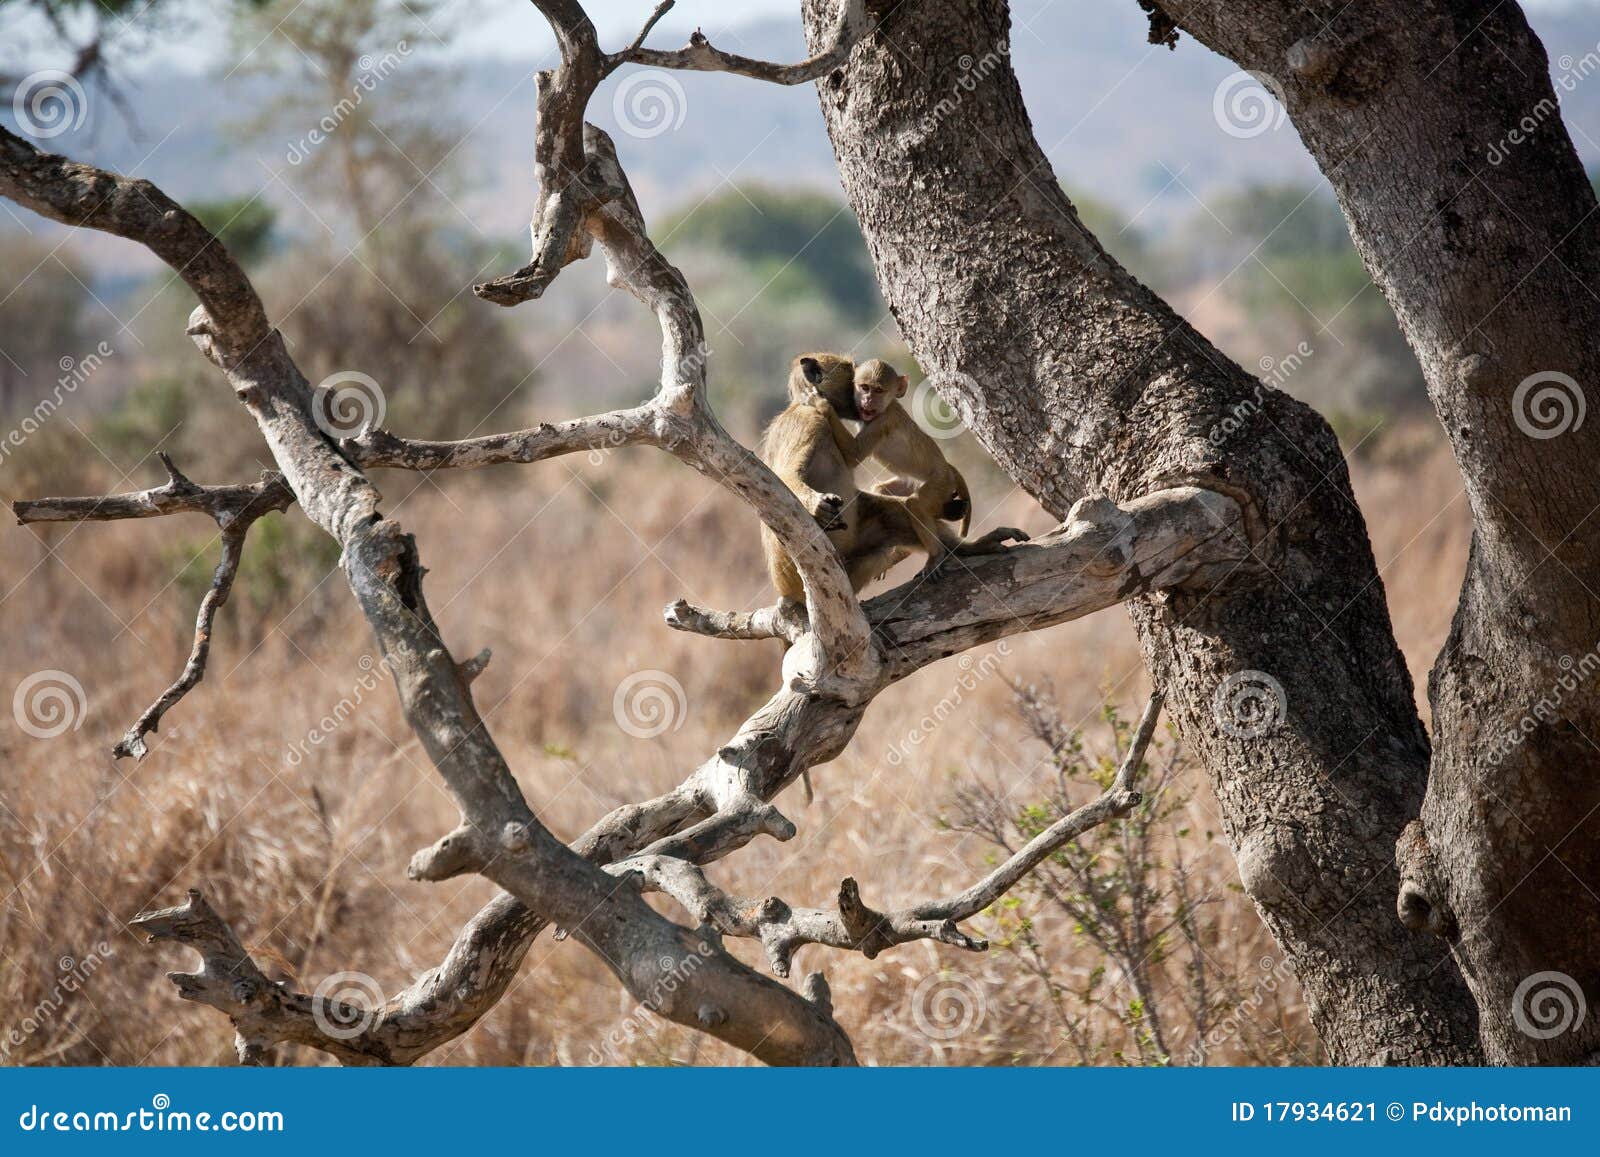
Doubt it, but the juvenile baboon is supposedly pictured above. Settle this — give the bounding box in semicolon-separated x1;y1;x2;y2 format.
759;352;1025;603
835;357;974;538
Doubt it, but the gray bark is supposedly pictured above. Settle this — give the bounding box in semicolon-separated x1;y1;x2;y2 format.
1153;0;1600;1067
804;0;1486;1064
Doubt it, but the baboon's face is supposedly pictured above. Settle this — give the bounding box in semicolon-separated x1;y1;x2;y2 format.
853;364;908;422
795;353;860;418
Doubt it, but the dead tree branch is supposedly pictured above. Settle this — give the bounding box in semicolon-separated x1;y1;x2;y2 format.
12;458;293;760
2;120;854;1067
1;0;1248;1068
614;691;1164;975
614;0;870;83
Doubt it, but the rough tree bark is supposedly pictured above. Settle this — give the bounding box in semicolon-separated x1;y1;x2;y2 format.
803;0;1488;1064
1149;0;1600;1068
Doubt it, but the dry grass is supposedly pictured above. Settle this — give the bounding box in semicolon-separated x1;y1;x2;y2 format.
0;419;1470;1066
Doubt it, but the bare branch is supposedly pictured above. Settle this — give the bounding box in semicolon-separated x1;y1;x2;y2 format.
665;598;808;644
617;1;870;85
614;692;1165;975
868;488;1245;677
113;524;246;761
347;406;659;470
14;460;294;760
129;889;396;1066
616;0;676;61
661;486;1248;676
11;465;293;527
3;132;855;1067
0;127;270;359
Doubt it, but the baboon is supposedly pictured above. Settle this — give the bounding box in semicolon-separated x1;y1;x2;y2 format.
759;352;1026;603
834;357;974;537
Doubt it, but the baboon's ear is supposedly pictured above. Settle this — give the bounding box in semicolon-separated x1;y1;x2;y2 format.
895;374;909;397
801;357;823;385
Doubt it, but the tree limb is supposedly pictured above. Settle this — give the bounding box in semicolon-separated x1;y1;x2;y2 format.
3;127;855;1068
615;0;870;84
13;457;294;760
615;691;1165;976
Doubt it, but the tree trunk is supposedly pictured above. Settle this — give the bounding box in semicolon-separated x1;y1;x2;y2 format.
805;0;1484;1064
1152;0;1600;1067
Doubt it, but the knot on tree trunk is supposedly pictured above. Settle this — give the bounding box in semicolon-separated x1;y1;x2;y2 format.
1396;819;1457;940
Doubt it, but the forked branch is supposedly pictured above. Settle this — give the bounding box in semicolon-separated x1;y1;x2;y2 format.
2;122;856;1067
614;0;870;84
12;457;294;760
614;691;1165;975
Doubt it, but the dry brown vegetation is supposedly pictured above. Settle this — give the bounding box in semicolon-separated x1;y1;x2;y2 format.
0;410;1468;1066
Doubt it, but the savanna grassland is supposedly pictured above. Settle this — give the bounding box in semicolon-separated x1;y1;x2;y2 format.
0;407;1467;1066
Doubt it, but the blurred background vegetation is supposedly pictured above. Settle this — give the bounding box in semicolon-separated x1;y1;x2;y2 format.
0;0;1591;1066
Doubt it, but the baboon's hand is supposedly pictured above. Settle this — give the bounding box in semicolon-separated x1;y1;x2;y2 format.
811;492;847;530
956;527;1031;555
